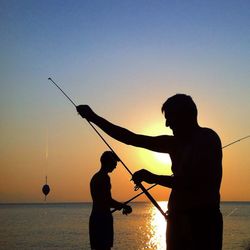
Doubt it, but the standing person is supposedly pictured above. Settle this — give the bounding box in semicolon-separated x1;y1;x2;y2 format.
77;94;223;250
89;151;132;250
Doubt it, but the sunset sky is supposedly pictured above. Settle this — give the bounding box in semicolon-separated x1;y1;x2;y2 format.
1;0;249;203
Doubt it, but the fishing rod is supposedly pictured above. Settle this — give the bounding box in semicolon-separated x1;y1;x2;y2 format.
48;77;249;215
48;77;168;219
48;78;77;107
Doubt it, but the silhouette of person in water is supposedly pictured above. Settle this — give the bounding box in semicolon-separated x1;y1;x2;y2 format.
89;151;132;250
77;94;223;250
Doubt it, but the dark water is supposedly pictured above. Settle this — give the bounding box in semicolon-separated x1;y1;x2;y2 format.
0;202;250;249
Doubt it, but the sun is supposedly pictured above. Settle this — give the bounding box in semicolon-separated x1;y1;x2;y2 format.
153;152;172;165
141;121;172;165
136;121;173;174
137;149;172;174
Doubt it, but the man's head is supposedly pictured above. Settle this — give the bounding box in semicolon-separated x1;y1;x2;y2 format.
100;151;119;173
161;94;198;135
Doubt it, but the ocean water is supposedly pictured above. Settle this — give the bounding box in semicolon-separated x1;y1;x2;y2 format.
0;202;250;250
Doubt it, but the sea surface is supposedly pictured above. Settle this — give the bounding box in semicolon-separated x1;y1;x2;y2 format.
0;202;250;250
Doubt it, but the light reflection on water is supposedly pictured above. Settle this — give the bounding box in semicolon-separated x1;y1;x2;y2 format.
147;201;168;250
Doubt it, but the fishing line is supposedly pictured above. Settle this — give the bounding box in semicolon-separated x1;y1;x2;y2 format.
48;77;167;219
226;207;238;217
42;128;50;201
222;135;250;149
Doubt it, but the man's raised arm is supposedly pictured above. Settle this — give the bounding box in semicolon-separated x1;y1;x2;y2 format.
76;105;174;153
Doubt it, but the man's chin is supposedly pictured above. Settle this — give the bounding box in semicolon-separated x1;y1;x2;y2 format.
172;129;177;136
173;130;184;137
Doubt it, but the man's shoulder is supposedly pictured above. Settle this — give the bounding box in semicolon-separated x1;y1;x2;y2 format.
198;127;221;147
200;127;220;137
91;171;109;183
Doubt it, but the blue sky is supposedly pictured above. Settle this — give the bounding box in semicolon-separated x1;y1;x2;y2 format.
1;0;249;202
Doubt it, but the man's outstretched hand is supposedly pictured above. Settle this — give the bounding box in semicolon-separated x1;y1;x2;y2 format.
132;169;155;185
76;105;95;120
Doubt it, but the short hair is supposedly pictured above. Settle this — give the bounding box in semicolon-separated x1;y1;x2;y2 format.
100;151;119;165
161;94;197;120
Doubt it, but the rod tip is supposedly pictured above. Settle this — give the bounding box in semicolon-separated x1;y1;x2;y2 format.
48;77;51;80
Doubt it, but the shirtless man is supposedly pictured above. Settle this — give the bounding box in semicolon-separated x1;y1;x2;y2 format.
89;151;132;250
78;94;223;250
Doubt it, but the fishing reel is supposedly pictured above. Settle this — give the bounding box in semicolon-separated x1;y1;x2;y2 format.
134;184;140;191
122;205;132;215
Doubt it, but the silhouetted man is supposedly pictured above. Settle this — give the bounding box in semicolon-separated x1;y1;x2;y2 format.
89;151;132;250
78;94;223;250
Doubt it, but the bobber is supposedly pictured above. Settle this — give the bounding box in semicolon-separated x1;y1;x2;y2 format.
42;176;50;201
